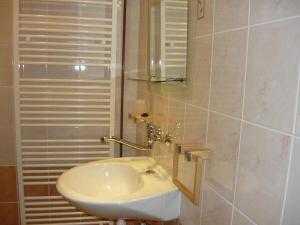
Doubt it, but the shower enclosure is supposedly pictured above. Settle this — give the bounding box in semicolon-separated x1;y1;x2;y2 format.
13;0;119;224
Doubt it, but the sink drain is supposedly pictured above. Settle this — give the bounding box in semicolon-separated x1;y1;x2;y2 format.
144;169;156;175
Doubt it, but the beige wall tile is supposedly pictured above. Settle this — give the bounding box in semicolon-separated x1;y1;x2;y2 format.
167;99;185;143
180;195;201;225
123;80;138;142
0;127;15;165
236;123;291;225
244;18;300;133
201;184;232;225
282;139;300;225
187;36;212;108
250;0;300;25
214;0;249;32
152;142;174;176
192;0;214;37
150;94;169;131
183;105;207;144
124;0;140;73
210;29;247;118
206;112;241;202
0;86;14;128
232;210;255;225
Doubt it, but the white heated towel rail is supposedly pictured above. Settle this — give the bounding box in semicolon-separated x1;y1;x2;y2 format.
161;0;188;78
13;0;118;224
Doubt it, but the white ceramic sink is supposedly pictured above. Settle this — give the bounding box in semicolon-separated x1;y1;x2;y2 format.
56;157;180;221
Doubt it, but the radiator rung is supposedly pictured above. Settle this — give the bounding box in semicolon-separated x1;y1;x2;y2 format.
26;216;98;223
26;211;86;217
25;206;76;212
20;55;111;62
19;61;110;66
21;124;110;127
21;0;113;6
21;91;110;96
22;163;81;167
20;27;112;35
22;151;108;155
19;41;112;48
22;145;108;149
20;98;111;103
21;139;104;143
20;104;110;109
20;78;111;83
20;85;111;89
19;13;112;22
20;21;112;29
20;48;111;54
22;157;108;162
23;169;66;173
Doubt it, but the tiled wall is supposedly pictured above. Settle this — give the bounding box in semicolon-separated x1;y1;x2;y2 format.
0;0;20;224
135;0;300;225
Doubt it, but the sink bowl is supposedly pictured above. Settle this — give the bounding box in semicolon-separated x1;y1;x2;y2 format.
56;157;180;221
61;163;142;198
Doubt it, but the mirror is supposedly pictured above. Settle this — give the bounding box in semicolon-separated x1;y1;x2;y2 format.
148;0;189;82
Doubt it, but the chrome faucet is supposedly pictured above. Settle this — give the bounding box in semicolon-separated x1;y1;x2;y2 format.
100;136;152;152
100;121;173;152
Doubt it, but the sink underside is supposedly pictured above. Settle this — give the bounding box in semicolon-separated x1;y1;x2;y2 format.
56;157;180;221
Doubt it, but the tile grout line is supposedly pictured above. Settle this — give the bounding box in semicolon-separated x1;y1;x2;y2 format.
214;26;248;36
179;101;299;140
241;120;293;137
194;33;213;40
166;96;170;134
206;182;234;207
168;93;296;138
234;207;258;225
182;102;187;145
193;14;300;40
204;0;215;154
230;0;251;224
249;14;300;28
205;183;258;224
210;108;296;138
279;54;300;225
200;0;216;224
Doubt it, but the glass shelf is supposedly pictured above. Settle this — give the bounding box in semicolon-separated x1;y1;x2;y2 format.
127;76;186;83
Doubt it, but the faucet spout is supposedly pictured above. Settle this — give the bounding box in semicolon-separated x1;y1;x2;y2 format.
100;136;152;152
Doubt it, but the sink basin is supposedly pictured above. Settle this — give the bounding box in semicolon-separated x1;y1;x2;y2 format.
62;164;142;198
56;157;180;221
